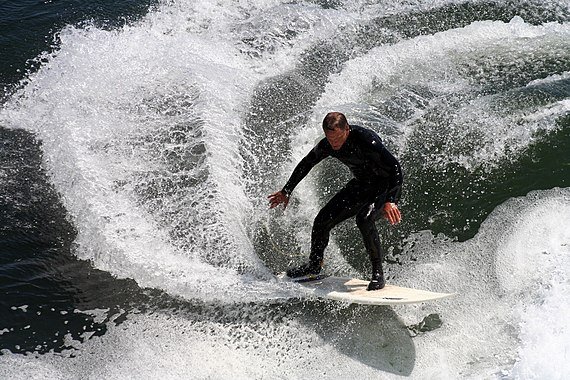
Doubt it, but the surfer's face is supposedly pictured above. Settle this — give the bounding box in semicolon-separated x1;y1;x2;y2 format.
324;126;349;150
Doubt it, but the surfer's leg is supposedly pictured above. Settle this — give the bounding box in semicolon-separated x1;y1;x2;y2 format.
287;181;364;278
309;179;364;265
355;196;386;290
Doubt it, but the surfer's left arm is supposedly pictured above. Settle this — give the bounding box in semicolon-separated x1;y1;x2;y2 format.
368;137;404;224
382;149;403;225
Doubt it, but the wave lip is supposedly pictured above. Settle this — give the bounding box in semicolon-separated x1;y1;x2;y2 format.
0;2;295;302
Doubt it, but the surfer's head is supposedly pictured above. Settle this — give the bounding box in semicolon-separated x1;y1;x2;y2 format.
322;112;349;131
323;112;349;150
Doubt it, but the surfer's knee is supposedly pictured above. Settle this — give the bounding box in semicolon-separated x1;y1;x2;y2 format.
355;206;375;230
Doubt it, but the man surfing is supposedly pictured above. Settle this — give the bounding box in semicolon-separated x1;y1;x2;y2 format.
268;112;403;291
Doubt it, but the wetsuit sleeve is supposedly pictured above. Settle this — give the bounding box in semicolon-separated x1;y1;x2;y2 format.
380;148;403;204
281;139;329;196
365;135;403;204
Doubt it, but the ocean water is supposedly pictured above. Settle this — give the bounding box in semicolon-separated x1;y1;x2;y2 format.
0;0;569;378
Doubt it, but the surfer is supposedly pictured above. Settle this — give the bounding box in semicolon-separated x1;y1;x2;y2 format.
268;112;403;290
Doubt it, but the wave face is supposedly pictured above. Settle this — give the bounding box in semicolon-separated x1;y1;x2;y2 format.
0;0;569;378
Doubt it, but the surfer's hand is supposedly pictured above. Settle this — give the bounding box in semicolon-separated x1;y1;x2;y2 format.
268;191;289;210
383;202;401;225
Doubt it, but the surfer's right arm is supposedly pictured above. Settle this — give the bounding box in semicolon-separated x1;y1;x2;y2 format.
268;140;329;210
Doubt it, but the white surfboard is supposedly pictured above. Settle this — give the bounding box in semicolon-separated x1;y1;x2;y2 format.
292;276;455;305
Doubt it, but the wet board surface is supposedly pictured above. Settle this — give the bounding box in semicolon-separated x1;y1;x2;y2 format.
294;276;455;305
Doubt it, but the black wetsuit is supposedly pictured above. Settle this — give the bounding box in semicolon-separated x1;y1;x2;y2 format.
282;125;403;275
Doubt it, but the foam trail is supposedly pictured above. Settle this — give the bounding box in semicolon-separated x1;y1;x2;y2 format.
0;2;307;302
496;191;570;379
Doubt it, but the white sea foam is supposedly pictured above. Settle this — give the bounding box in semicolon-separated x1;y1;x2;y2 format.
496;191;570;379
0;21;267;300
